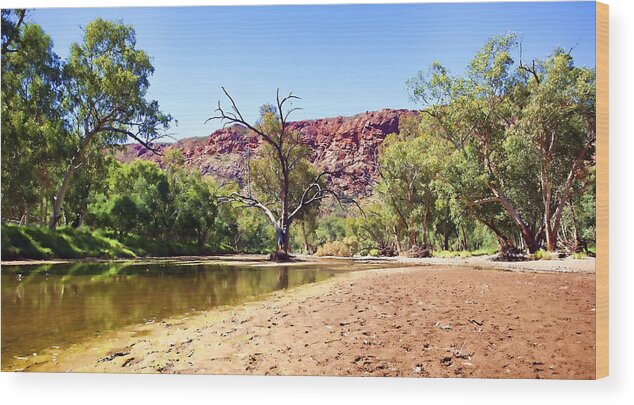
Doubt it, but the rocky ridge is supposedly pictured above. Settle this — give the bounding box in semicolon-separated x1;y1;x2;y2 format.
117;108;418;194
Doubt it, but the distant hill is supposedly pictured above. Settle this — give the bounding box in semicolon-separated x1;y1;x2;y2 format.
116;108;419;194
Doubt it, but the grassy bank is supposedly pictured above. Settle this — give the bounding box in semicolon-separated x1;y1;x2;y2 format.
432;248;498;258
1;225;232;261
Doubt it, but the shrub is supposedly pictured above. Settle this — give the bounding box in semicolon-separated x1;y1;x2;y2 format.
534;249;554;260
432;247;498;259
342;236;359;255
315;241;353;257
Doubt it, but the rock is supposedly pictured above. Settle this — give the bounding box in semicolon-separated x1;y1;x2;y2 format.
116;109;418;195
98;350;130;362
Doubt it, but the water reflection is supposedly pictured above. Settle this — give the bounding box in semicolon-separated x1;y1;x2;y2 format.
1;260;342;368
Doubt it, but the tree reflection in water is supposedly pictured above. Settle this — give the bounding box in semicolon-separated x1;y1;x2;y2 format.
1;260;342;369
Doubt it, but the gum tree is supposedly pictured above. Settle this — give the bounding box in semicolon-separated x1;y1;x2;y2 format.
1;9;26;56
376;132;440;251
407;34;595;252
515;50;596;251
209;89;356;260
1;14;65;223
48;18;172;229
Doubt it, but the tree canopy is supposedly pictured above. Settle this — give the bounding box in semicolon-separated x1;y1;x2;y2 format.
1;19;596;260
406;33;595;253
48;18;173;229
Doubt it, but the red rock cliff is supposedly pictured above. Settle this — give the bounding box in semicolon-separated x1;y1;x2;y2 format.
117;108;418;194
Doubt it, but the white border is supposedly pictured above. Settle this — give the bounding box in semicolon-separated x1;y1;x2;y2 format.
1;1;632;404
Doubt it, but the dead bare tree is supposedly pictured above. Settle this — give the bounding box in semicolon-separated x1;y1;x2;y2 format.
208;87;359;260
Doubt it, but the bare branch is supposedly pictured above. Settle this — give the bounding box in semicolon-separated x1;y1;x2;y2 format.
219;192;278;227
471;196;501;206
100;127;164;155
1;9;26;56
207;87;280;149
287;159;362;221
518;42;541;85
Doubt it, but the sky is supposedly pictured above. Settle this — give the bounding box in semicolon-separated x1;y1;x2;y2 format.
27;2;596;140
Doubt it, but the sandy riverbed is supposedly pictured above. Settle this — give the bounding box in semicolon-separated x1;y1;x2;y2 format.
10;258;596;379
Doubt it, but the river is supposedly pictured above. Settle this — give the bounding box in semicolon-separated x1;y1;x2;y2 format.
1;257;394;370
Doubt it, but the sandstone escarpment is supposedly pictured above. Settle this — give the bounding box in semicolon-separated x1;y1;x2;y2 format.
117;109;418;194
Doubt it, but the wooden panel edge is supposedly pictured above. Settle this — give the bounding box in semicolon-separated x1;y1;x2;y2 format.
595;0;609;380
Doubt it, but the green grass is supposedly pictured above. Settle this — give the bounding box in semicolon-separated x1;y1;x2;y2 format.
432;248;497;258
1;225;232;261
118;233;232;257
534;249;554;260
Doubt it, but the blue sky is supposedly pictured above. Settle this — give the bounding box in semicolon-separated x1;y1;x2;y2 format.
28;2;596;139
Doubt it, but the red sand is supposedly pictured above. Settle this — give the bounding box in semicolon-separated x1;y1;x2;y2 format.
14;265;596;379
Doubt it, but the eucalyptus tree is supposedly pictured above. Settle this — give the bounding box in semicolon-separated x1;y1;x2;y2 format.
356;200;398;256
407;34;595;252
48;18;172;229
1;18;65;223
169;166;219;247
1;9;26;56
514;50;596;251
293;202;320;254
376;132;441;250
209;89;356;260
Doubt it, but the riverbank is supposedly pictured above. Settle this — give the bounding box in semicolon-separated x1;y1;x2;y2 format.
1;225;231;261
2;250;596;273
8;261;596;378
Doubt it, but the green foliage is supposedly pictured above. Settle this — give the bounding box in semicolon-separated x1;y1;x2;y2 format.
376;129;444;250
315;241;352;257
406;33;596;253
171;170;218;246
1;225;135;260
368;249;380;257
64;18;172;145
1;9;27;55
433;248;497;258
1;19;66;222
109;195;140;237
45;18;173;229
314;214;349;246
1;224;233;261
346;200;398;256
1;26;597;260
84;159;223;248
534;250;554;260
233;209;276;253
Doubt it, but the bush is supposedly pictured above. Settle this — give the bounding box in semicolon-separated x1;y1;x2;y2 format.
342;236;359;255
431;247;499;259
315;241;353;257
314;236;360;258
572;252;588;259
534;249;554;260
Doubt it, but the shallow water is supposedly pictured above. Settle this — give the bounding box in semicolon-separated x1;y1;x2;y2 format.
1;258;382;369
